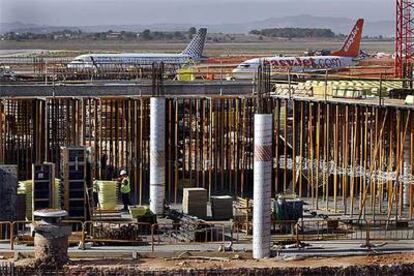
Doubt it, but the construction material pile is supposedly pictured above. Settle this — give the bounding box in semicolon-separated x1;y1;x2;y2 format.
275;80;405;98
233;197;253;234
272;196;303;221
211;195;233;220
129;206;148;218
312;80;403;98
179;215;216;242
93;223;142;241
17;179;61;220
128;206;156;234
96;181;118;210
168;209;219;242
182;188;207;219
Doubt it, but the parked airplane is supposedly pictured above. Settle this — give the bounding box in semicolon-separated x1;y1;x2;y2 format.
375;52;391;59
67;28;207;69
232;19;364;79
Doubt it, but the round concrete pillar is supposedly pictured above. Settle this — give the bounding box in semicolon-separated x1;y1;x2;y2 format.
253;114;272;259
32;210;71;268
150;97;166;215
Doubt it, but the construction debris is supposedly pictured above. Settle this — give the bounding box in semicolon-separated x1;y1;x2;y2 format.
167;209;220;242
92;223;143;243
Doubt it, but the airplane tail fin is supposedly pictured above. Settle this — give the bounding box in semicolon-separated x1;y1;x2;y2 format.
331;19;364;57
181;28;207;59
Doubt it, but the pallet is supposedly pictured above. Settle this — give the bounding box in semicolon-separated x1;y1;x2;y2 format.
234;197;253;234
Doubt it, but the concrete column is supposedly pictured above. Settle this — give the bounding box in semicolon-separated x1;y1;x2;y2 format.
253;114;272;259
150;97;166;215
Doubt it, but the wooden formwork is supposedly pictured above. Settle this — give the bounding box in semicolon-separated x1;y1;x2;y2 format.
0;96;413;219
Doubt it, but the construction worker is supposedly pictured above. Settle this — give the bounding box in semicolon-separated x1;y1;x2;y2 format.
119;170;131;211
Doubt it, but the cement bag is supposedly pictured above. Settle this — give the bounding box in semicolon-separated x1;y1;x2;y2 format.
97;181;118;210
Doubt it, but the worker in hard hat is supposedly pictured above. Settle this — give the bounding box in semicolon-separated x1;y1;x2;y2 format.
119;170;131;212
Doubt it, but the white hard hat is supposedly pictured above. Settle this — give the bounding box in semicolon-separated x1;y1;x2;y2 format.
120;170;127;176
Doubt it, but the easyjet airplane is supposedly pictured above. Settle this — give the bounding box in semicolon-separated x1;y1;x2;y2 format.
67;28;207;69
232;19;364;79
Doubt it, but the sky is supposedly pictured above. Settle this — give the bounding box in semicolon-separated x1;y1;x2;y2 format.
0;0;393;26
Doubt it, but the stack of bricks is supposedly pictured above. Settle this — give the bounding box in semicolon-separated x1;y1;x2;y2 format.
182;188;207;219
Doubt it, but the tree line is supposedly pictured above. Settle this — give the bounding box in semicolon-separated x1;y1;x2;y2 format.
250;27;336;38
1;27;199;41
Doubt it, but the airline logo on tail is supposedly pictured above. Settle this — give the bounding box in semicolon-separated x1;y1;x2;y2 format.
331;19;364;57
181;28;207;60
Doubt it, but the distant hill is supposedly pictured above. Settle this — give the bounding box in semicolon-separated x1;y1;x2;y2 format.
0;15;394;37
0;21;80;34
0;21;40;33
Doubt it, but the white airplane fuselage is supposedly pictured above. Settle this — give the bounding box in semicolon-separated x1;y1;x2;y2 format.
67;28;208;69
233;19;365;80
232;55;356;80
67;53;194;69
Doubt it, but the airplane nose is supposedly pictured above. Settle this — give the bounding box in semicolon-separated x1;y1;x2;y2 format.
232;68;242;79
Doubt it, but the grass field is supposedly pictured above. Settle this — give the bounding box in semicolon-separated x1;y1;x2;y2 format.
0;38;394;57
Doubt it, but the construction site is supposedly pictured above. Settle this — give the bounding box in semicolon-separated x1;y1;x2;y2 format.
0;2;414;276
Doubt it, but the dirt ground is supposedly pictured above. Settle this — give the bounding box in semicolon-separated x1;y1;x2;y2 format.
66;253;414;271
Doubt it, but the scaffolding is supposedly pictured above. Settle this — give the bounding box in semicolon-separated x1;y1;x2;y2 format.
395;0;414;78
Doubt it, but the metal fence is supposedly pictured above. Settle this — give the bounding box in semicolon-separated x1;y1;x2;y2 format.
1;218;413;252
